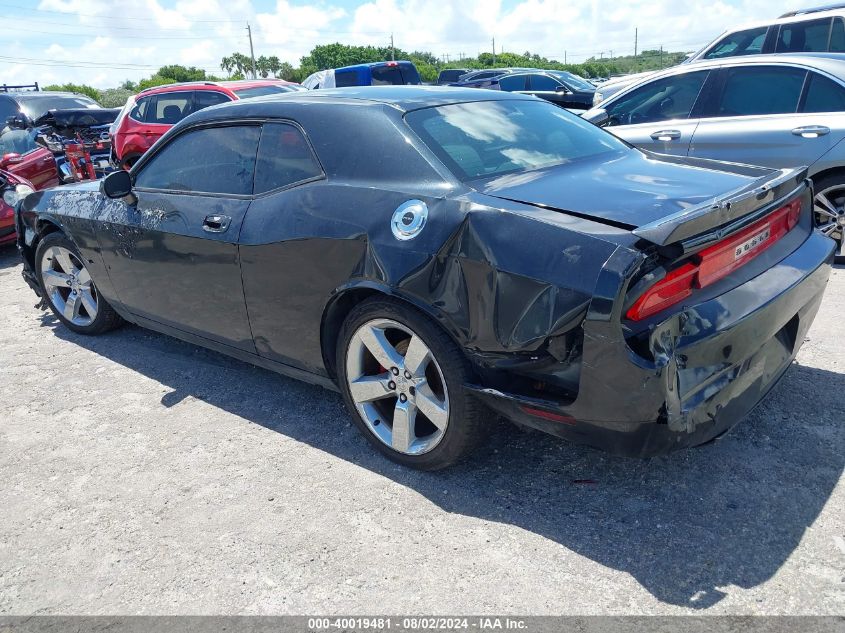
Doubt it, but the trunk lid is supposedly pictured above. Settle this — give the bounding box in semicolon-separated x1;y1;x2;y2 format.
473;151;806;245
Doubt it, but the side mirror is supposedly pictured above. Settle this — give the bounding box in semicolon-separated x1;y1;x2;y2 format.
101;170;133;199
5;113;30;130
0;152;22;168
555;85;570;93
582;108;610;127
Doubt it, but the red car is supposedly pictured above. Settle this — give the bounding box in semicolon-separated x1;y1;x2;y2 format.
112;79;304;168
0;169;35;246
0;127;59;190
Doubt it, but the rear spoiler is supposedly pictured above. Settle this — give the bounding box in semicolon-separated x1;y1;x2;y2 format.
632;159;808;246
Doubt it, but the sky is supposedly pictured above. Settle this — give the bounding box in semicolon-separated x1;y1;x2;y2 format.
0;0;812;88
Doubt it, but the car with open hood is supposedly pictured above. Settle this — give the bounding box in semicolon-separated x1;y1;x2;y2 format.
15;87;836;469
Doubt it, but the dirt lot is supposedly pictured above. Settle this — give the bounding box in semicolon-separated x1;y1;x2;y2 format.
0;243;843;615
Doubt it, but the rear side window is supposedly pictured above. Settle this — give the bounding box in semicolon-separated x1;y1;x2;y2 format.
335;70;359;87
192;91;230;112
254;122;323;194
147;92;192;125
371;65;404;85
529;74;561;91
135;125;260;195
605;71;709;126
715;66;806;116
802;72;845;112
776;18;832;52
498;75;527;91
129;96;150;122
703;26;768;59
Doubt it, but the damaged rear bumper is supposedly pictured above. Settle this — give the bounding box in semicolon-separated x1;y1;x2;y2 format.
468;229;835;457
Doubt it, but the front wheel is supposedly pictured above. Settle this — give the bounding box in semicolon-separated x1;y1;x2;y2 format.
337;298;484;470
35;232;124;335
813;174;845;262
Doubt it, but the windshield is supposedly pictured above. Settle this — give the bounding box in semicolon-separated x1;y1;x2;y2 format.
550;71;593;91
234;85;303;99
17;95;99;119
405;99;628;181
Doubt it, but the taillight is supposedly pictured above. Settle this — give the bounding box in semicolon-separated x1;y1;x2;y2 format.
626;197;802;321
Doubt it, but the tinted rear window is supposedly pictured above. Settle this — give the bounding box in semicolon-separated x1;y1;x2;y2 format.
802;72;845;112
716;66;806;116
439;69;468;82
254;122;323;194
371;65;404;85
334;70;359;87
776;18;832;53
406;99;628;181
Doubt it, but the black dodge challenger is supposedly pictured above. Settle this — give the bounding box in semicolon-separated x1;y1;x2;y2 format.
15;87;835;469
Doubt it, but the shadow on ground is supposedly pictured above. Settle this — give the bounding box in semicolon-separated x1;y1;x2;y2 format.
34;305;845;611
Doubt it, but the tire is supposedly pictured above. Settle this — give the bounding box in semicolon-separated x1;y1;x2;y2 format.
812;173;845;262
337;297;485;470
35;232;124;335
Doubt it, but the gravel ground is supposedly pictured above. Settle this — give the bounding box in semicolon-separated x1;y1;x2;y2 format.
0;243;843;616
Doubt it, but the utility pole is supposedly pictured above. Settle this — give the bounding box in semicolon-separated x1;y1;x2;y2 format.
492;37;496;65
390;33;395;61
564;50;567;64
246;23;257;79
660;45;664;66
634;27;638;58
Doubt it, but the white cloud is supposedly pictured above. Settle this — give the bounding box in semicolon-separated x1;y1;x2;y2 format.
0;0;809;89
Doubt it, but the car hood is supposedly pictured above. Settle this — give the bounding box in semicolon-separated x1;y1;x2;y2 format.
472;150;797;242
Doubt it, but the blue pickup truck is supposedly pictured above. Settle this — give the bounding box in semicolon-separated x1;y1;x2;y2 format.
303;61;422;89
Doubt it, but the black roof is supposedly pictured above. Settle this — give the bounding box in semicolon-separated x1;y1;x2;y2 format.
184;85;536;123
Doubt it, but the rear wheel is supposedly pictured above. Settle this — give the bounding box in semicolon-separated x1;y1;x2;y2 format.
337;298;484;470
813;174;845;262
35;232;124;335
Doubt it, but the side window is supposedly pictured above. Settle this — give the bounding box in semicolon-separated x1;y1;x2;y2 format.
146;91;192;125
0;128;39;156
0;97;18;124
498;75;527;91
530;74;561;91
334;70;358;87
802;72;845;112
134;125;260;195
605;71;709;126
776;18;832;52
129;96;150;122
715;66;806;117
703;26;768;59
370;66;404;85
398;63;421;84
830;18;845;51
192;91;231;113
254;123;323;194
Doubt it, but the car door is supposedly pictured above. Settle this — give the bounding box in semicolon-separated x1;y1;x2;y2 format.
686;65;843;170
96;123;261;352
0;127;59;189
526;74;571;106
238;121;327;370
601;69;712;155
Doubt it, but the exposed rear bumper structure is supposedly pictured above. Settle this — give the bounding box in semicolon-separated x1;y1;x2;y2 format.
470;229;835;457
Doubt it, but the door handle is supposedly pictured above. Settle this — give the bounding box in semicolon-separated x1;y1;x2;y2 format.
792;125;830;138
202;214;231;233
650;129;681;141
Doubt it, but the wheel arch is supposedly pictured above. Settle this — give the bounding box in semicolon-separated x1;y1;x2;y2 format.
319;281;467;380
809;165;845;190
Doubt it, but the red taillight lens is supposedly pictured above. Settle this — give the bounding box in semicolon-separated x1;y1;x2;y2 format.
626;198;802;321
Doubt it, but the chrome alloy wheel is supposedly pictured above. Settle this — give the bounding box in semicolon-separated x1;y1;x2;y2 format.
345;318;449;455
40;246;99;327
814;186;845;257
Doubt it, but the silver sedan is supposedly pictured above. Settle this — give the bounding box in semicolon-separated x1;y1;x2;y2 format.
583;53;845;258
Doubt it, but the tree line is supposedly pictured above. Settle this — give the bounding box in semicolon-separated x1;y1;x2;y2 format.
45;43;691;106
